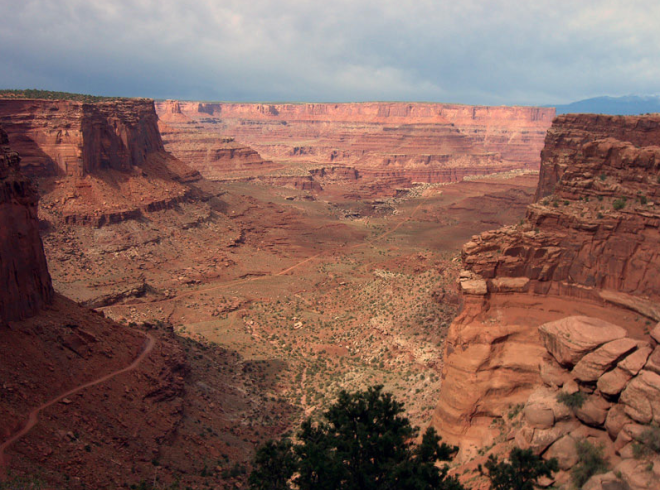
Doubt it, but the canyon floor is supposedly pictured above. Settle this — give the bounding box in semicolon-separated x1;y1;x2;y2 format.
44;173;537;432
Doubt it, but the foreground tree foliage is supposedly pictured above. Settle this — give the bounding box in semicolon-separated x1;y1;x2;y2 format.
249;385;464;490
480;447;558;490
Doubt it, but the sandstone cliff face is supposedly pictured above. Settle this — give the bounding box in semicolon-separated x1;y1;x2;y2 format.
0;99;200;228
0;99;166;178
432;114;660;457
156;101;554;194
0;126;53;323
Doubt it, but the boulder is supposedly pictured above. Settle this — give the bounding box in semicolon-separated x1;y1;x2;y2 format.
620;370;660;424
618;346;653;376
544;434;579;470
459;278;487;295
583;471;630;490
515;421;579;454
598;367;633;397
539;316;627;367
651;323;660;345
604;404;633;440
576;395;612;427
523;387;573;429
539;356;571;388
524;403;555;430
643;347;660;376
614;458;659;490
573;338;639;382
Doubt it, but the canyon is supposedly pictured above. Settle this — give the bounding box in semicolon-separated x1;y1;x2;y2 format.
0;93;658;489
156;101;554;197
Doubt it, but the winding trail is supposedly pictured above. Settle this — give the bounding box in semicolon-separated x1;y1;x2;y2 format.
0;333;156;476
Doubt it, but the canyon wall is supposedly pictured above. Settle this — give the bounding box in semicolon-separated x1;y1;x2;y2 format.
0;98;200;227
0;126;53;323
156;101;554;193
432;114;660;456
0;99;166;178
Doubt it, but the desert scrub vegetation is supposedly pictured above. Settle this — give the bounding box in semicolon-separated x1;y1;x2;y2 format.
612;197;627;210
632;424;660;459
556;391;586;409
0;89;124;103
572;440;608;488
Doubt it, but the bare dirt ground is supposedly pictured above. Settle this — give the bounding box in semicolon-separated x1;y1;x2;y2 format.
76;174;538;430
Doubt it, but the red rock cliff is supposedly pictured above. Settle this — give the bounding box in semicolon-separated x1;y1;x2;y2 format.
156;101;554;192
0;99;166;178
0;126;53;323
432;114;660;456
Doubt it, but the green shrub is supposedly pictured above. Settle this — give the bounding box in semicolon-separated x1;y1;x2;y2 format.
613;198;627;210
572;440;608;488
480;447;558;490
249;386;463;490
557;391;586;409
633;425;660;459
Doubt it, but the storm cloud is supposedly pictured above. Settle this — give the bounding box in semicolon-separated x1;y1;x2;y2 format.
1;0;658;105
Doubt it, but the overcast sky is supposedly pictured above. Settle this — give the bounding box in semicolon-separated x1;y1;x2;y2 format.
1;0;658;106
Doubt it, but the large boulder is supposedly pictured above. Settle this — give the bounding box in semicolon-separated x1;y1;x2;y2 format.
651;323;660;345
523;387;573;429
539;317;627;367
620;370;660;424
604;404;633;440
598;367;632;397
573;338;639;382
618;346;653;376
544;434;579;471
576;394;612;427
643;347;660;376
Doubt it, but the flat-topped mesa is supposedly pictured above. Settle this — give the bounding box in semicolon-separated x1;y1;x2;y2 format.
0;98;201;227
155;101;554;192
432;113;660;458
0;126;53;323
465;114;660;300
0;98;166;178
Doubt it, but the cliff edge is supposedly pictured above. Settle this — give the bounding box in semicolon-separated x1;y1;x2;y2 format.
432;114;660;459
0;126;53;323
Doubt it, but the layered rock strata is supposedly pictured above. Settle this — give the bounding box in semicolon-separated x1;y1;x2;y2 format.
0;99;167;178
433;114;660;457
0;98;200;227
156;101;554;194
0;126;53;323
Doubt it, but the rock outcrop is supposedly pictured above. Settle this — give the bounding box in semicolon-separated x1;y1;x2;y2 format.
433;114;660;459
510;318;660;489
156;101;554;195
0;98;200;227
0;99;169;178
0;126;53;323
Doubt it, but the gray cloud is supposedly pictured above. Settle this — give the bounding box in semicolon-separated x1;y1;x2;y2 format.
1;0;658;105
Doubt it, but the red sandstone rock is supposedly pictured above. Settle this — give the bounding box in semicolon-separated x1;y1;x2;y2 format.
598;368;632;396
539;316;627;367
0;126;53;323
618;345;653;376
572;338;639;382
604;404;633;440
156;101;554;193
433;114;660;457
544;434;579;470
620;370;660;424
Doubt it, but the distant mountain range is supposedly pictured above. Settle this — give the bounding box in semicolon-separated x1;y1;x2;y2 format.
550;95;660;115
